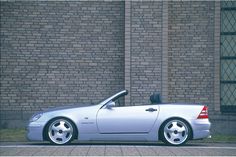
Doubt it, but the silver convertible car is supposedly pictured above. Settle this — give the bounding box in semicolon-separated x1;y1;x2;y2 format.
27;90;211;146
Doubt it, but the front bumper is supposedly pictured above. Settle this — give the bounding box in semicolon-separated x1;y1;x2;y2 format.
191;119;211;139
26;121;45;141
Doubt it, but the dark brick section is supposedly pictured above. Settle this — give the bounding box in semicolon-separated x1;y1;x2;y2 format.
0;1;125;123
168;2;215;110
130;1;163;106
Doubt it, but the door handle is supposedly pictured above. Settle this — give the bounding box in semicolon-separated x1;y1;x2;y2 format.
145;108;157;112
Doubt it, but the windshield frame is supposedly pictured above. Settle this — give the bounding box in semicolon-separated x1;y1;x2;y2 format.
98;90;128;108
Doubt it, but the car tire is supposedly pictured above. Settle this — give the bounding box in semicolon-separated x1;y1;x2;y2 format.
160;118;191;146
46;118;75;145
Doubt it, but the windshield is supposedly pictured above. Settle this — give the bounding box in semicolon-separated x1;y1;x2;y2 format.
97;94;112;104
97;90;128;105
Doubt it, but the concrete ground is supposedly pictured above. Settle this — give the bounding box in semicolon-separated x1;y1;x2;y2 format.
0;142;236;156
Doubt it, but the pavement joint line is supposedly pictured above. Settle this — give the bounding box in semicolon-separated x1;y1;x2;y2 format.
134;145;142;156
32;147;43;156
85;145;91;156
120;145;124;156
0;145;236;149
68;145;75;156
167;147;177;156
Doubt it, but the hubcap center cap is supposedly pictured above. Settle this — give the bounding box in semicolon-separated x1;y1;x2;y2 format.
59;130;63;133
174;130;178;134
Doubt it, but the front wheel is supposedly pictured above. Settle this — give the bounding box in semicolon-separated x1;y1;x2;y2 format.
47;118;75;145
161;118;191;146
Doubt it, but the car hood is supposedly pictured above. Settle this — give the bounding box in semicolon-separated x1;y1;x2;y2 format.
41;103;95;113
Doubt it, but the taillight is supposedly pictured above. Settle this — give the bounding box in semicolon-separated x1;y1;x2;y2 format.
197;106;208;119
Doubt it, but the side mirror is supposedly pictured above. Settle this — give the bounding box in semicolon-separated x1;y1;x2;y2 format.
106;101;115;109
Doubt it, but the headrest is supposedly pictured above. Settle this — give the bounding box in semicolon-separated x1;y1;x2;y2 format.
150;92;162;104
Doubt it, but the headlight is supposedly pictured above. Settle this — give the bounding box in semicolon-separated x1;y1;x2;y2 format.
30;113;43;122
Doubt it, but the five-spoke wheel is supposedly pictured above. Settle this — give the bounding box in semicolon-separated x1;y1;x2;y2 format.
161;119;190;146
47;118;75;145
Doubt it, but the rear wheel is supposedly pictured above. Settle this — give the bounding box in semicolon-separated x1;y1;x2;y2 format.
47;118;75;145
161;118;190;146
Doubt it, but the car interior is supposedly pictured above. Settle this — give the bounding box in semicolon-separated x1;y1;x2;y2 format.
112;91;162;107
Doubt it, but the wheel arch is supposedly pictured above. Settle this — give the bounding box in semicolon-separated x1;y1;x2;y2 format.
158;117;193;141
42;116;79;141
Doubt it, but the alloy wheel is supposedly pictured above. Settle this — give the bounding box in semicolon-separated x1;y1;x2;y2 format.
48;118;74;145
163;119;189;145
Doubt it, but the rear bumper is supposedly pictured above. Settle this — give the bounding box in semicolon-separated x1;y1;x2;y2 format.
191;119;211;139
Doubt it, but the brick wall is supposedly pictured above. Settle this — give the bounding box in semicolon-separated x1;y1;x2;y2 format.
168;1;215;110
0;1;124;126
1;1;236;135
130;1;163;106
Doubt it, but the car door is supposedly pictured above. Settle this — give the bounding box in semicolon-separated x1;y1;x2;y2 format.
96;104;159;133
